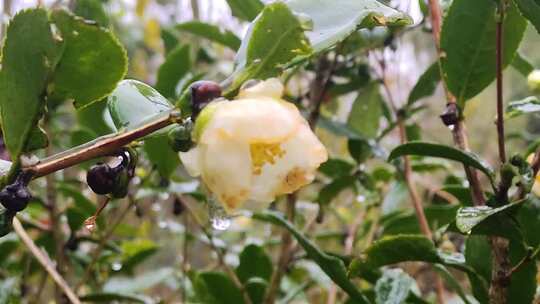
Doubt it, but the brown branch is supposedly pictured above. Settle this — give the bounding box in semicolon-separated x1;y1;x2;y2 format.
25;111;179;179
427;0;486;206
12;217;81;304
264;194;296;304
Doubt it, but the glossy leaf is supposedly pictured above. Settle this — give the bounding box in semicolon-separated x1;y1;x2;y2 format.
455;201;521;234
74;0;109;26
512;52;534;77
505;96;540;119
107;79;173;133
155;45;191;98
407;62;440;106
348;82;383;139
175;21;241;50
374;269;415;304
318;159;355;178
441;0;526;105
0;8;62;159
388;142;494;182
513;0;540;34
51;10;128;109
226;2;312;95
143;136;179;178
253;211;369;304
195;272;245;304
225;0;264;21
103;268;174;293
245;278;267;304
382;205;459;236
236;244;273;283
286;0;412;53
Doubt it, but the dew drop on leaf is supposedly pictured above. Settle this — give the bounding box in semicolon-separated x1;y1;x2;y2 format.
84;216;97;232
208;198;231;231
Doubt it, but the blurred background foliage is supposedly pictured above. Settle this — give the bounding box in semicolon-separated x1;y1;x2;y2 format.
1;0;540;303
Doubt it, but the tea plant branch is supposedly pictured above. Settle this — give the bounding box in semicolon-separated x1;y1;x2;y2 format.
24;110;180;179
12;217;81;304
427;0;486;206
377;54;432;239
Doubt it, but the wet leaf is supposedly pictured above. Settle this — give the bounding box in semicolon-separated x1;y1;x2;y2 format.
194;271;245;304
225;0;264;21
175;21;241;50
348;82;383;139
407;62;440;106
374;269;415;304
236;244;273;283
505;96;540;119
513;0;540;34
155;45;191;98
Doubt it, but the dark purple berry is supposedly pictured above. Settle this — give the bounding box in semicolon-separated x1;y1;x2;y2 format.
440;103;459;126
190;81;222;118
86;163;116;195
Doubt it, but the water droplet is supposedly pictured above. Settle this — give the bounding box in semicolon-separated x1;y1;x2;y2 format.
447;125;455;131
356;195;366;203
84;216;97;232
158;220;168;229
208;199;231;231
159;193;170;200
111;261;122;271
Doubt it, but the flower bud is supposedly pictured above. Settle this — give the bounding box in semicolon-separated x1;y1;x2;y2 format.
190;80;222;118
528;70;540;94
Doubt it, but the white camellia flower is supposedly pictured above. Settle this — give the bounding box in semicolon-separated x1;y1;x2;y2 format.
180;78;328;213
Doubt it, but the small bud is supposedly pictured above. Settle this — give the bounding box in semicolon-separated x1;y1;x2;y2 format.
190;81;222;118
440;103;459;126
168;122;194;152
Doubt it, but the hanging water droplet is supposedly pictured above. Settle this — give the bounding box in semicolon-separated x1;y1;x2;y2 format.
84;216;97;232
447;125;455;131
208;198;231;231
111;261;122;271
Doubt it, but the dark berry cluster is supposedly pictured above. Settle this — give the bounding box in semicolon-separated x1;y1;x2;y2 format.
86;149;137;198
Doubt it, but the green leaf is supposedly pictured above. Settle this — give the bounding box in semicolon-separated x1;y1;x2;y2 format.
0;8;63;159
175;21;241;50
440;0;526;105
511;52;534;77
51;10;128;109
226;0;264;21
245;278;267;304
80;292;149;303
195;272;245;304
348;139;374;164
407;62;440;106
120;239;159;273
318;175;357;205
143;135;179;178
77;100;115;136
505;96;540;119
253;210;369;304
225;2;312;95
74;0;109;26
155;45;191;98
348;82;383;139
382;205;459;236
107;79;173;133
374;269;415;304
455;201;521;235
508;240;537;304
25;126;49;153
388;142;494;182
513;0;540;34
318;159;355;178
236;244;273;283
286;0;412;53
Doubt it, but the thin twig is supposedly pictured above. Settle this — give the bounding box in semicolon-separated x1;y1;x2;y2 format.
12;217;81;304
25;111;179;179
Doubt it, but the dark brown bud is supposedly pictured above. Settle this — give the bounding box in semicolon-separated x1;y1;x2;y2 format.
190;80;222;118
440;103;459;126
